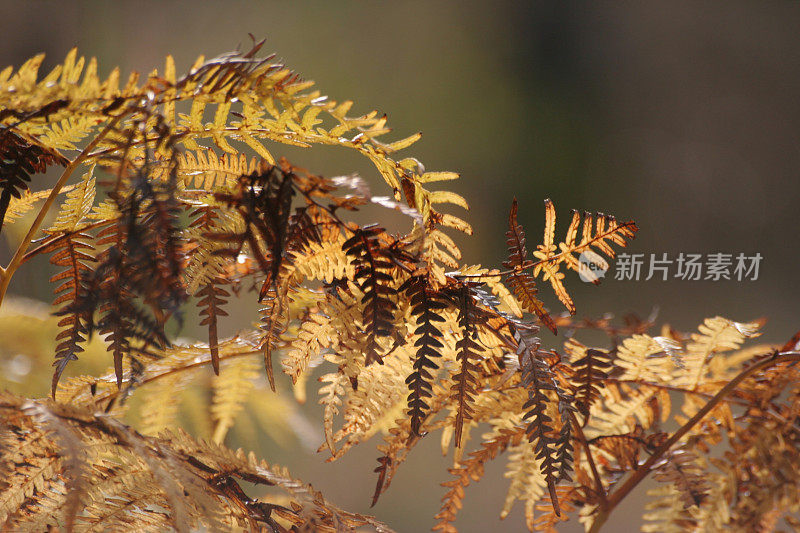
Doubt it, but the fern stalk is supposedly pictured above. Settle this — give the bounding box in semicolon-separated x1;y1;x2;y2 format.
587;349;800;533
0;116;121;307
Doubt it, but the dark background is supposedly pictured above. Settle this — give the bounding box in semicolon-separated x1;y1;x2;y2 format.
1;2;799;531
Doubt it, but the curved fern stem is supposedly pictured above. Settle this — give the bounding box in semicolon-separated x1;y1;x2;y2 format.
0;116;121;307
588;349;800;533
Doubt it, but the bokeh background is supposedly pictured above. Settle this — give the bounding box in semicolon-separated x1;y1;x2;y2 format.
1;2;799;531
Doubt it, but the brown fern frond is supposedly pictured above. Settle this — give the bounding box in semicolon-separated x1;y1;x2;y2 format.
259;281;292;392
342;226;402;366
0;128;67;232
567;341;612;418
212;161;297;296
433;424;527;532
504;198;557;333
516;326;563;514
399;274;448;436
445;282;484;448
196;281;229;375
652;448;710;509
44;233;94;395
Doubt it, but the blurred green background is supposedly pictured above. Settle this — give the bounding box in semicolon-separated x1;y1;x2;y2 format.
1;1;799;531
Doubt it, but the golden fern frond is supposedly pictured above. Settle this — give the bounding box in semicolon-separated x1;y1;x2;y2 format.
4;185;75;225
0;49;110;122
531;199;638;314
282;312;331;384
138;372;186;436
586;382;670;439
176;149;260;190
3;44;468;277
615;334;679;383
328;349;412;459
0;391;393;532
292;236;355;283
55;335;260;409
210;355;260;444
318;372;348;456
673;316;761;390
500;415;548;530
36;114;103;151
46;165;95;233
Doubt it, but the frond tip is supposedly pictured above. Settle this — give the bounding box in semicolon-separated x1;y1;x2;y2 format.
504;198;637;318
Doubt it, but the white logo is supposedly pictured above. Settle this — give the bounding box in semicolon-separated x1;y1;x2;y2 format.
578;251;609;283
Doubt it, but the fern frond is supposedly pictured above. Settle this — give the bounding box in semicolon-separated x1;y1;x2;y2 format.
0;129;67;232
504;198;557;333
0;391;393;532
318;372;348;456
446;283;484;448
282;311;330;384
530;199;638;314
41;241;95;395
342;226;402;366
4;185;76;225
138;372;186;436
400;274;448;436
499;413;548;529
433;420;526;532
652;448;710;509
516;326;563;513
566;340;612;418
211;355;260;444
673;316;761;390
176;149;259;190
615;334;678;383
586;382;670;439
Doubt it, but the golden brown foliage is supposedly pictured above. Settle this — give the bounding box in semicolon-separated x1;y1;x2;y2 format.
1;39;799;533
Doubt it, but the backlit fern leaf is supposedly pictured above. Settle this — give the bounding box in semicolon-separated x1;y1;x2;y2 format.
615;334;678;383
4;185;75;225
176;149;260;190
504;198;557;333
587;382;670;439
0;391;392;532
211;355;260;444
434;420;526;533
185;201;240;373
530;199;638;314
282;311;331;384
674;316;761;390
138;372;186;436
0;129;67;232
516;326;563;513
500;413;548;529
39;167;97;396
318;372;348;456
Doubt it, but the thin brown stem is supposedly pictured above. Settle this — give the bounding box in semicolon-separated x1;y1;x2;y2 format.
570;411;607;508
587;350;800;533
0;117;121;308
